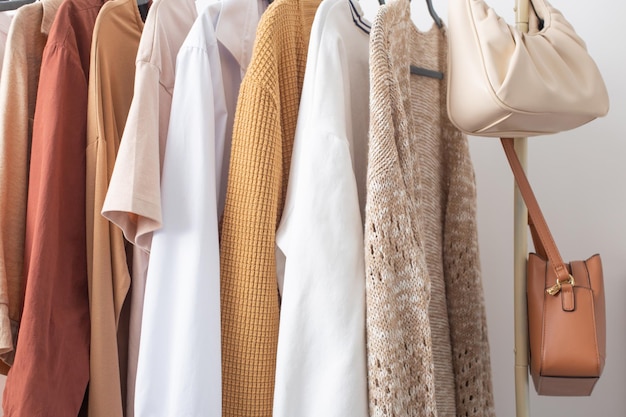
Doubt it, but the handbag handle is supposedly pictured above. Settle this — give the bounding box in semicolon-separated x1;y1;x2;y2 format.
500;138;570;282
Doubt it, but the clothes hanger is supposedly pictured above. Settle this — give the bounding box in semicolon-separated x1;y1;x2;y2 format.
0;0;35;12
426;0;443;28
378;0;443;29
348;0;442;79
374;0;444;79
136;0;150;22
410;65;443;79
378;0;443;28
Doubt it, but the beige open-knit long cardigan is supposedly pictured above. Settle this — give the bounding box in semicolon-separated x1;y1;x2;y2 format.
364;0;496;415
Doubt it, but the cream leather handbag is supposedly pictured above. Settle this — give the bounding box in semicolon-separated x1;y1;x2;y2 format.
447;0;609;137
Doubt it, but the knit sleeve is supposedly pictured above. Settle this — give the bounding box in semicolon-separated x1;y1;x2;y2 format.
442;128;496;417
364;158;438;417
219;75;282;417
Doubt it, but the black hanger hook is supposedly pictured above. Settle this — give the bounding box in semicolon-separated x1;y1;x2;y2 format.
378;0;443;28
374;0;445;79
426;0;443;28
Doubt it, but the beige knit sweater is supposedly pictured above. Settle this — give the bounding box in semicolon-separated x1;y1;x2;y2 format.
365;0;495;416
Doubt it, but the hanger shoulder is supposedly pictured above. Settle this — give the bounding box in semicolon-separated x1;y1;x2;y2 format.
410;65;443;80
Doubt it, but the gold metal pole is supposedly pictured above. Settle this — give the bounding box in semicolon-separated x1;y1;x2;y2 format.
514;0;530;416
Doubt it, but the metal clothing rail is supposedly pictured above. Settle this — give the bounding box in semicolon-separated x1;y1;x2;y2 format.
513;0;530;416
0;0;35;12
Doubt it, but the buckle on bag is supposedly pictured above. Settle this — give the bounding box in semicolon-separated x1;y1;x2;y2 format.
546;274;576;296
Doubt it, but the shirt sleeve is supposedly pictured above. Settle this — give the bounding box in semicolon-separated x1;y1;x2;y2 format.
102;60;164;252
134;40;223;417
3;41;90;417
442;128;495;416
219;72;282;416
0;31;29;360
274;131;369;416
272;25;369;413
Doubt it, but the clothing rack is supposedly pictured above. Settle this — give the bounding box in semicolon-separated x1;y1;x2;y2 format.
0;0;534;414
0;0;34;12
513;0;530;416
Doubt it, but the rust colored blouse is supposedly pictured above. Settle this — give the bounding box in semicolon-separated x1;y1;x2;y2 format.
2;0;106;415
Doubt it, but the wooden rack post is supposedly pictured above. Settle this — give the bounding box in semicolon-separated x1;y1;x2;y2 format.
513;0;530;416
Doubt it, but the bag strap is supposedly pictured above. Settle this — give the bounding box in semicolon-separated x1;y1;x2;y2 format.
500;138;570;281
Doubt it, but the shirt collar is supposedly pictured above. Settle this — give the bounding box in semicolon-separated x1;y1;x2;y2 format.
41;0;65;35
349;0;371;34
215;0;267;73
195;0;214;14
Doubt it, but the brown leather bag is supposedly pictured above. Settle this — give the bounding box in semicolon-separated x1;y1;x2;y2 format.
501;138;606;396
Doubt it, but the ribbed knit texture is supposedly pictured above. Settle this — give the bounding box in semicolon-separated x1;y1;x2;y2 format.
365;0;495;416
219;0;320;415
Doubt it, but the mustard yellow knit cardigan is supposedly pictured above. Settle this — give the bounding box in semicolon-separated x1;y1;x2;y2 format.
219;0;321;415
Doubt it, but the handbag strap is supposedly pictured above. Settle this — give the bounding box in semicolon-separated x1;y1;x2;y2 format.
500;138;570;281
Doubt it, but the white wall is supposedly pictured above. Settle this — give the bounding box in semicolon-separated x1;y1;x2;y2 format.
401;0;625;416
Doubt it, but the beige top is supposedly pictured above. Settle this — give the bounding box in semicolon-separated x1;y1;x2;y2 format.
102;0;198;251
99;1;197;415
86;0;143;415
0;0;63;368
0;12;13;76
365;0;495;415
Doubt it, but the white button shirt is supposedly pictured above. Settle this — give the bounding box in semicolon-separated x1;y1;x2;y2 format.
273;0;370;415
133;0;265;415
